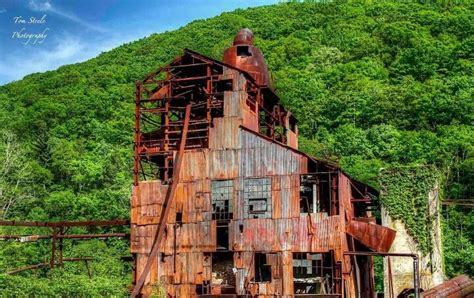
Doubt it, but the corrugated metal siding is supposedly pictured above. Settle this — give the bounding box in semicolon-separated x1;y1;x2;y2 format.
223;91;244;118
130;63;369;296
242;108;259;132
180;151;208;181
209;117;240;150
240;130;306;177
208;149;240;179
229;215;342;253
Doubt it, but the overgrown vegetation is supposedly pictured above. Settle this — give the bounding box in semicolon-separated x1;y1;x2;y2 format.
0;0;472;295
379;166;439;254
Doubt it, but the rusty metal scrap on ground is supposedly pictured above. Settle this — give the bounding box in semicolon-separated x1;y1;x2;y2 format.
422;275;474;298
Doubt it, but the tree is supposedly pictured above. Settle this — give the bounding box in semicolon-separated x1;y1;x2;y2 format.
0;131;32;218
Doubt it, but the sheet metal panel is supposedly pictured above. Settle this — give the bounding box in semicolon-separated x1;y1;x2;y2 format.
346;220;396;253
233;177;244;220
229;215;342;253
223;91;244;118
132;220;216;255
163;221;216;254
287;129;298;149
131;181;168;225
209;117;241;150
230;218;276;251
220;68;246;92
180;151;209;182
240;129;306;177
208;149;240;179
135;252;158;287
281;250;294;295
338;172;353;219
242;108;259;132
235;268;248;295
291;214;343;253
172;252;205;284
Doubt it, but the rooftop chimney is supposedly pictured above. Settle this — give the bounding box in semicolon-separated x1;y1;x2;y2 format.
223;28;271;87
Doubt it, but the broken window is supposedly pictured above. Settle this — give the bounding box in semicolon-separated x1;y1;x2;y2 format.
249;198;267;214
213;79;233;93
211;180;233;220
293;252;339;294
244;178;272;219
300;173;339;215
254;253;271;282
237;46;252;57
300;175;318;213
195;281;210;295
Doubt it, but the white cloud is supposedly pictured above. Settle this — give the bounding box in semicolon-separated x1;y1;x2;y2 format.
28;0;105;32
28;0;52;11
0;29;153;84
0;35;85;81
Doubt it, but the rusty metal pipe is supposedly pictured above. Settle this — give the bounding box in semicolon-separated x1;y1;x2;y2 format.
0;219;129;227
6;257;94;275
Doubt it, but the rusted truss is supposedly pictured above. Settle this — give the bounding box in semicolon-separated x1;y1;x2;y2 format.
133;49;297;185
0;219;129;227
0;219;130;272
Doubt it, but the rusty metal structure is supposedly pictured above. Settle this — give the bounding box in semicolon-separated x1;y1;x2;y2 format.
0;219;129;274
422;275;474;298
130;28;397;297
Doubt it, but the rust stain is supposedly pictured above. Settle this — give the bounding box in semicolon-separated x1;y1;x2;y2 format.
130;29;395;297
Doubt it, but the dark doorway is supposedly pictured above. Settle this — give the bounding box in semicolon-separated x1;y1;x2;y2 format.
254;253;271;282
217;225;229;251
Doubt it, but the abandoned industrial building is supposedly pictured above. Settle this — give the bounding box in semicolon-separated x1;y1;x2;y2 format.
129;28;399;297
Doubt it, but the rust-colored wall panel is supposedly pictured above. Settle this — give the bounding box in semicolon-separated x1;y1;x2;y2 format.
287;129;298;149
180;151;209;182
223;91;245;118
281;251;294;295
208;149;240;179
242;108;259;132
209;117;241;150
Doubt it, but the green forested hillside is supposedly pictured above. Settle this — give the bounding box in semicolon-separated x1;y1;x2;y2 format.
0;1;472;295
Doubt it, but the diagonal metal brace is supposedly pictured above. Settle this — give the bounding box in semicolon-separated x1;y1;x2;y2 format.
131;104;191;297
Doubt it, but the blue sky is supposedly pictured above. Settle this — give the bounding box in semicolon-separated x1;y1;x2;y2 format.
0;0;277;85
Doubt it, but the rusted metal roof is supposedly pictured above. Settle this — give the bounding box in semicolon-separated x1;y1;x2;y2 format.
346;219;396;253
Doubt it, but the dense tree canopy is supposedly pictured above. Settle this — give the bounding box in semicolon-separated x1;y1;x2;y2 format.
0;0;472;294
